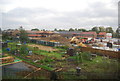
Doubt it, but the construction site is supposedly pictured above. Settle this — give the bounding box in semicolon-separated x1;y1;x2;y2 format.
1;0;120;80
1;30;120;80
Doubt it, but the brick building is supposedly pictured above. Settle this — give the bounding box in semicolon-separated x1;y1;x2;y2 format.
26;30;55;38
97;32;106;39
73;32;97;38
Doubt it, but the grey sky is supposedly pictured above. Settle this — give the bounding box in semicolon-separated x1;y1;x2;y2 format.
0;0;119;30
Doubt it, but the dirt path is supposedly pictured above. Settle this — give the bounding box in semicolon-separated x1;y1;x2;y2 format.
28;44;58;52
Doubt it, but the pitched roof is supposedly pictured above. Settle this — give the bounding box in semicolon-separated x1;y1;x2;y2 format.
98;32;106;35
26;31;44;33
26;30;54;34
80;32;97;35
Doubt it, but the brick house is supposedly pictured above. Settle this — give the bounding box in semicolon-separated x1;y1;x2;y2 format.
73;32;97;38
26;30;54;38
97;32;106;39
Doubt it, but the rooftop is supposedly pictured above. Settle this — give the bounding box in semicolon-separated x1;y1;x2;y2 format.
98;32;106;35
26;30;54;34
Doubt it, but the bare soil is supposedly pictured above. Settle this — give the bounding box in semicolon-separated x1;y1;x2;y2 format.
28;44;58;52
26;54;45;61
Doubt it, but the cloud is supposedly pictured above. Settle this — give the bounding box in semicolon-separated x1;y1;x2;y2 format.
1;0;119;31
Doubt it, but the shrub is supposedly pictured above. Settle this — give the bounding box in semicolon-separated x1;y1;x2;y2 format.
20;45;28;55
81;52;92;61
56;45;68;49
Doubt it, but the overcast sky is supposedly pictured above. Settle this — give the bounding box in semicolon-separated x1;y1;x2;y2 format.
0;0;119;30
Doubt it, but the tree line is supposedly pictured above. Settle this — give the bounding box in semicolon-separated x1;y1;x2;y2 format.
2;26;120;40
54;27;114;33
54;26;120;38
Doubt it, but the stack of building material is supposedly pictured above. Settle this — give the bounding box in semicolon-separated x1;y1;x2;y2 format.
77;42;87;47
